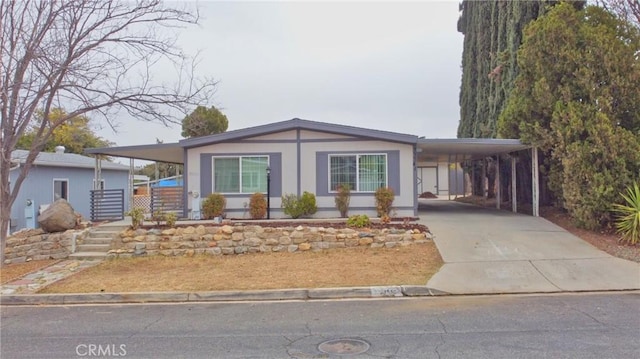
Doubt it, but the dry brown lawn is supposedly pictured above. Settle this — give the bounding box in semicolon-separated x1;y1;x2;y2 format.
0;259;58;284
40;243;442;293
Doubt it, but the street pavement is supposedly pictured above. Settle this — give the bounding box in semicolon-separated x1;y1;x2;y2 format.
1;292;638;358
421;199;640;294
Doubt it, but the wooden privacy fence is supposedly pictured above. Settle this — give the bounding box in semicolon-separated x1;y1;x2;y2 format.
90;189;124;221
150;186;184;216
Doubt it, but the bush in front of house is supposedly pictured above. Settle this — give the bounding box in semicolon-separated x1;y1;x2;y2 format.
347;214;370;228
334;184;351;218
125;207;145;230
202;193;226;219
375;187;395;217
249;192;267;219
281;191;318;219
164;212;177;227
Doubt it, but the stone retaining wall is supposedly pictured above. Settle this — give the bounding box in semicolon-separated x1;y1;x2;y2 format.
4;229;89;264
108;225;432;258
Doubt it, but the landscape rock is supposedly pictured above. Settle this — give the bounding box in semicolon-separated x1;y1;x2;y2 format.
37;199;77;233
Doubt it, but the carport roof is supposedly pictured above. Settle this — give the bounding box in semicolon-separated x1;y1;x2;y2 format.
416;138;530;162
85;142;183;164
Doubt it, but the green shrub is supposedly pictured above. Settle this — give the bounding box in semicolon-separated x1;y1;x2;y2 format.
281;191;318;219
202;193;226;219
334;184;351;218
299;191;318;216
249;192;267;219
347;214;370;228
151;209;164;226
164;212;178;228
125;207;145;230
375;187;395;217
612;182;640;245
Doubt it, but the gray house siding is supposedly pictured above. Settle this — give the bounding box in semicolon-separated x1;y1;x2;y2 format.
9;166;128;232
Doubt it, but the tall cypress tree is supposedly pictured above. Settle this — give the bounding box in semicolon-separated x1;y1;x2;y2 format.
457;1;584;201
458;1;547;139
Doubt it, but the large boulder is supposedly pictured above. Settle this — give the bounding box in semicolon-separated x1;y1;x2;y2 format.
38;199;77;232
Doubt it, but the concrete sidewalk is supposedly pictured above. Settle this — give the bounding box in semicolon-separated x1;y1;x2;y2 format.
421;199;640;294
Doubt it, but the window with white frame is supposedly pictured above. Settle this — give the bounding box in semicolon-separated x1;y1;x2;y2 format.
329;154;387;192
53;179;69;201
93;179;105;190
213;156;269;193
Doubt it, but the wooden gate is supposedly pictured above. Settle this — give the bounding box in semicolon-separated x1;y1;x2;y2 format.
150;186;184;217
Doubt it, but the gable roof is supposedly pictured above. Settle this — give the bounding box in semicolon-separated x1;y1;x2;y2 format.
179;118;419;148
11;150;129;171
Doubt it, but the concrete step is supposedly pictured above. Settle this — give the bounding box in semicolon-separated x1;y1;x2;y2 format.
88;230;121;239
69;252;108;260
83;238;113;245
77;244;110;252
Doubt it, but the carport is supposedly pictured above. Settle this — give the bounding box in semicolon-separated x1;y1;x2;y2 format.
415;139;539;216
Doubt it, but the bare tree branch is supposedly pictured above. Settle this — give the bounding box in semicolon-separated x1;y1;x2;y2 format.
595;0;640;27
0;0;216;265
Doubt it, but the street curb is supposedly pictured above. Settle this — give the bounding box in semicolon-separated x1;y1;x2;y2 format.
0;285;450;305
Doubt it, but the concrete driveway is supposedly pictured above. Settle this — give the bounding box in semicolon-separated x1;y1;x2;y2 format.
419;199;640;294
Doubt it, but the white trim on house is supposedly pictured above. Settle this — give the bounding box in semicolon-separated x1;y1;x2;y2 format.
52;178;69;202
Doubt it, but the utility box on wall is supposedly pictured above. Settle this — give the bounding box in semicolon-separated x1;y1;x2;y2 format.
24;199;35;229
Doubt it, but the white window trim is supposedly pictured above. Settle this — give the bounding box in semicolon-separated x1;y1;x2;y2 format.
53;178;69;202
93;179;106;190
211;155;270;194
328;153;388;193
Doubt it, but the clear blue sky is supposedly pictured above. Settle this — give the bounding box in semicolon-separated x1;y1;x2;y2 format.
98;0;463;147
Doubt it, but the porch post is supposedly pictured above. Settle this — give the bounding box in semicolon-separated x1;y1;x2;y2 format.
447;154;451;201
454;154;459;199
511;155;517;213
462;160;467;197
94;157;102;190
482;158;487;206
129;158;134;213
496;156;501;210
531;147;540;217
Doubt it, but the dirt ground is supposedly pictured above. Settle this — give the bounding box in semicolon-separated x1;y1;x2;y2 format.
39;243;443;293
454;196;640;263
0;259;58;284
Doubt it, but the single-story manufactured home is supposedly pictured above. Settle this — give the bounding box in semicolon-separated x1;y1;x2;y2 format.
86;118;538;219
9;147;130;231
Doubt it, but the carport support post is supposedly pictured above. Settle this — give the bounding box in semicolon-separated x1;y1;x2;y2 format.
532;147;540;217
454;154;459;199
94;157;102;190
447;154;451;201
128;158;134;214
496;156;501;210
511;155;517;213
482;159;487;205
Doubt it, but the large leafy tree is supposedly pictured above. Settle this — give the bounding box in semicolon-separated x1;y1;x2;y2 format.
0;0;216;265
181;105;229;138
16;109;114;154
499;3;640;229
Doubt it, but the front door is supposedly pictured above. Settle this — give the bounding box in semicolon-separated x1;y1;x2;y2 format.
417;167;438;195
